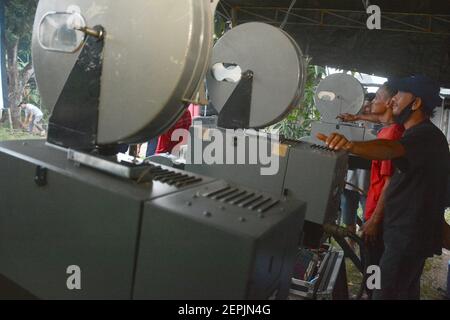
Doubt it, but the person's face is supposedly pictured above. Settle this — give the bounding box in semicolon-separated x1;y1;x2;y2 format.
370;87;391;114
391;91;416;116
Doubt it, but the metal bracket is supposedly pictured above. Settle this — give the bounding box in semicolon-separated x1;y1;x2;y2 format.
68;149;153;180
218;70;254;129
47;25;105;150
34;166;48;187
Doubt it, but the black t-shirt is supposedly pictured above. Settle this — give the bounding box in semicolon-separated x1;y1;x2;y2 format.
384;120;450;258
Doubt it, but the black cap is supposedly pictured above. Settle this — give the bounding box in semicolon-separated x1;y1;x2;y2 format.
389;75;442;113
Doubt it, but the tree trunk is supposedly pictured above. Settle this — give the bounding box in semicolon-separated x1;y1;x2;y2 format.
7;38;20;128
6;37;35;129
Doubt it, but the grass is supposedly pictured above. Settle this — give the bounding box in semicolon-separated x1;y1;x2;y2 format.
0;125;43;141
421;259;445;300
345;259;363;298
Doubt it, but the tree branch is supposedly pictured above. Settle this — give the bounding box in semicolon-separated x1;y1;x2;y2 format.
21;61;33;77
18;62;35;99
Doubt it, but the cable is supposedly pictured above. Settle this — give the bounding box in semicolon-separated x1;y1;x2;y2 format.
345;182;368;197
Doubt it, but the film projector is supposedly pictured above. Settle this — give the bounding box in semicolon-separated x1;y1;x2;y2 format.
179;23;349;246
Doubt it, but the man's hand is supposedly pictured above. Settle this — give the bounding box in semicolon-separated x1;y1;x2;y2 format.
362;218;382;245
316;133;354;151
337;113;359;122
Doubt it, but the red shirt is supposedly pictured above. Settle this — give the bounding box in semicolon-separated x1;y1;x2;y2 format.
156;109;192;154
364;124;405;221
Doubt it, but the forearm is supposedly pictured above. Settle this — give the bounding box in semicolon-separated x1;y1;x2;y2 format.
356;114;381;123
350;139;405;160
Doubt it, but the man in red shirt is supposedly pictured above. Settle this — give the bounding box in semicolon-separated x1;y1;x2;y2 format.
156;108;192;154
338;83;404;268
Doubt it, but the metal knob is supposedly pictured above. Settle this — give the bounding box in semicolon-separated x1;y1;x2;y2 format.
76;26;105;40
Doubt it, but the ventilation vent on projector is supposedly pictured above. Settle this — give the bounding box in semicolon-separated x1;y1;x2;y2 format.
310;144;334;152
140;165;202;188
202;185;281;213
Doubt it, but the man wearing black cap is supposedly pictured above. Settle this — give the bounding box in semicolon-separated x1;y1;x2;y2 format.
317;75;449;300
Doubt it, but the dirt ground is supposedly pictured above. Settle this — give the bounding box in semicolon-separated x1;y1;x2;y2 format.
420;249;450;300
419;211;450;299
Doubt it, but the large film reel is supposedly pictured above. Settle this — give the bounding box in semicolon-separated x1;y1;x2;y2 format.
207;22;307;129
32;0;214;145
314;73;365;122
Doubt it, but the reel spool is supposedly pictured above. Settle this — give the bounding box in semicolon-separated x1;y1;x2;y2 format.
207;22;307;129
32;0;214;147
308;73;376;145
314;73;365;122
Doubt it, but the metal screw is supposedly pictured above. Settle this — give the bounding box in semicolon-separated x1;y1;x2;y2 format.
76;26;105;40
242;70;254;79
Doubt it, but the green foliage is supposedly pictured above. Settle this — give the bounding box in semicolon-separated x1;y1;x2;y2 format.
18;52;41;107
5;0;37;40
214;14;228;41
4;0;42;118
271;64;327;140
25;85;40;106
5;0;38;64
